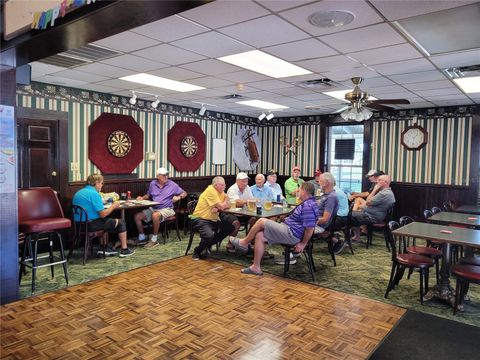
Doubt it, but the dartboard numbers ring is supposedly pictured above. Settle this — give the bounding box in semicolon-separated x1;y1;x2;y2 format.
107;130;132;157
180;136;198;158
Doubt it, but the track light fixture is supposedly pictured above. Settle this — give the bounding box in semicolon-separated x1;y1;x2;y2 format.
199;104;207;116
258;112;266;120
151;96;160;109
129;91;137;105
266;112;274;120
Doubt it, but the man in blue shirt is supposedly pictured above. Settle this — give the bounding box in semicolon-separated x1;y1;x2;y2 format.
230;182;320;275
250;173;274;201
72;174;135;257
265;170;284;201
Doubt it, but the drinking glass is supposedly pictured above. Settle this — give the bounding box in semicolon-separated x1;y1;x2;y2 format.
263;201;273;211
247;199;256;212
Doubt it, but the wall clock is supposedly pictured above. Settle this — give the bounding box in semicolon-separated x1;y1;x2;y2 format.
401;124;428;150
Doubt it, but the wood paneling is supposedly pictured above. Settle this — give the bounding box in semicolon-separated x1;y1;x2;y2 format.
0;257;405;359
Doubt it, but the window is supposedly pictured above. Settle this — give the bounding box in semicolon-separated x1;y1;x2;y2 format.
326;125;364;195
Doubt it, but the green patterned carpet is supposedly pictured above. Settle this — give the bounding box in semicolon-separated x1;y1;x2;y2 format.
19;232;479;327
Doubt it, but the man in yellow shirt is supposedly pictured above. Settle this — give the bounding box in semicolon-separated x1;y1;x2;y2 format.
192;176;233;260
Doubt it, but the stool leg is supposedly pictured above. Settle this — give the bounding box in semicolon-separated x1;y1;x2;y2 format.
48;234;55;279
57;232;69;286
18;235;29;284
31;235;39;293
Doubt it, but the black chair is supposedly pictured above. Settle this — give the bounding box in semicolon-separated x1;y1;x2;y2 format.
185;200;199;255
180;193;199;235
143;201;181;244
333;205;354;255
281;235;316;282
452;264;480;315
431;206;442;214
69;205;108;265
424;209;433;221
385;221;434;304
310;218;338;268
366;204;395;250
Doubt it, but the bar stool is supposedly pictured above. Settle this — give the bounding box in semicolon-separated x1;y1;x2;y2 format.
18;187;70;293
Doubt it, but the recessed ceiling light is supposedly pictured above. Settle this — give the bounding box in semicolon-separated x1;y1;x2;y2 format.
453;76;480;93
236;99;288;110
308;10;355;28
218;50;312;78
119;73;205;92
323;89;377;101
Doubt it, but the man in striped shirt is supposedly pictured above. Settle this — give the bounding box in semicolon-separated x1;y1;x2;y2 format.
231;182;320;275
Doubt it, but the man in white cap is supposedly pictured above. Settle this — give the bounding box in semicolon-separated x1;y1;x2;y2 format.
349;169;384;211
134;167;186;248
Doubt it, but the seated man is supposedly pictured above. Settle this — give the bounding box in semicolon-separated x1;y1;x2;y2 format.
191;176;234;260
250;173;274;201
349;169;384;211
307;169;322;196
72;174;135;257
351;174;396;241
314;173;339;234
135;167;186;248
284;165;304;203
230;182;320;275
264;169;284;201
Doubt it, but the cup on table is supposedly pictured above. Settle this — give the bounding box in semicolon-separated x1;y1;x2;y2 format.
247;199;256;212
263;200;273;211
120;192;127;201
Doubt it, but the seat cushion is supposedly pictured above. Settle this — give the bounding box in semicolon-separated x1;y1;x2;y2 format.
407;246;442;257
397;253;434;267
459;256;480;266
165;215;176;222
19;217;71;233
452;264;480;281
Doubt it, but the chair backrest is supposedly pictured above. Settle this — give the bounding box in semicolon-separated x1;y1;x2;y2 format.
382;203;395;223
187;200;198;215
431;206;442;214
18;187;65;223
399;216;414;226
442;201;452;211
71;205;91;238
387;220;401;260
423;209;433;220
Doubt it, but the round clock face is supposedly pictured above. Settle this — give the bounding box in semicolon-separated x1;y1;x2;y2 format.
180;135;198;158
402;126;427;150
107;130;132;157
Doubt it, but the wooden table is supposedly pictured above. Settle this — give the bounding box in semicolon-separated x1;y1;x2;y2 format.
222;204;294;219
454;205;480;215
392;222;480;308
430;212;480;229
106;200;160;220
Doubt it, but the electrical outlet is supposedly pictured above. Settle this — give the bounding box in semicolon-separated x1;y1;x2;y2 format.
70;162;79;171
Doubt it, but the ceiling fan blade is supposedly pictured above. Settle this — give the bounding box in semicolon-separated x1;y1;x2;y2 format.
334;105;350;114
365;103;394;111
369;99;410;105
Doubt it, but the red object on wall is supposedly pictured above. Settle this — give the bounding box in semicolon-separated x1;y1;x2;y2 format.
88;113;143;174
168;121;205;172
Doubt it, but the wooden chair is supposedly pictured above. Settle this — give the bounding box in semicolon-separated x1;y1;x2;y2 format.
281;235;316;282
185;200;199;255
310;218;338;268
180;193;199;235
160;201;182;244
69;205;109;265
18;187;70;293
385;221;434;304
431;206;442;214
366;204;395;250
333;204;354;255
399;216;441;284
452;264;480;315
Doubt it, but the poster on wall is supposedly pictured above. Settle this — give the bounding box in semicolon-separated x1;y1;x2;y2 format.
233;128;261;171
0;105;15;194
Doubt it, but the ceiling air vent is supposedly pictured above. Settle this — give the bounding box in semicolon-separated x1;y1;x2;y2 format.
220;94;245;100
38;44;121;68
39;54;90;68
443;64;480;78
295;78;341;89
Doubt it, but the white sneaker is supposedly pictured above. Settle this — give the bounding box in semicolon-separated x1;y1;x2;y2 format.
275;253;297;265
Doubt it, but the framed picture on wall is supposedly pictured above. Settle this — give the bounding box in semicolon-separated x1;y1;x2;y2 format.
212;138;226;165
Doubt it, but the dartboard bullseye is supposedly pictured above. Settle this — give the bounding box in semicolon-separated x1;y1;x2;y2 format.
180;136;198;158
107;130;132;157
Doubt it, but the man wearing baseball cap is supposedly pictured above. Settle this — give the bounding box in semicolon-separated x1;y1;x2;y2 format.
307;169;322;196
134;167;187;248
265;169;284;200
284;165;304;203
349;169;384;211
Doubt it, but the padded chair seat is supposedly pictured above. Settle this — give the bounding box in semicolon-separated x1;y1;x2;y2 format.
19;217;71;233
407;246;442;257
452;264;480;281
397;253;434;267
372;222;386;227
165;215;176;222
459;256;480;266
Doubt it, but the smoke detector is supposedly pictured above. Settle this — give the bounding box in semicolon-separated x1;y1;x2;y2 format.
308;10;355;28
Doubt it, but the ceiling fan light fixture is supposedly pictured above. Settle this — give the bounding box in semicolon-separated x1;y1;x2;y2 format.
308;10;355;28
341;106;372;122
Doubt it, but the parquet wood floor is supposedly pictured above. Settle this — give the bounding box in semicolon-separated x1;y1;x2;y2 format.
1;257;405;359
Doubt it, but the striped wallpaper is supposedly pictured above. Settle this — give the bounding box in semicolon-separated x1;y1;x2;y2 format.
370;116;472;186
17;94;323;181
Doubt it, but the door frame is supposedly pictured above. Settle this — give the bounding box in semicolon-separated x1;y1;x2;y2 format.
16;107;68;199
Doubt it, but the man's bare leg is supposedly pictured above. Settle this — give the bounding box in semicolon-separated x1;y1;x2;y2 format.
238;218;268;248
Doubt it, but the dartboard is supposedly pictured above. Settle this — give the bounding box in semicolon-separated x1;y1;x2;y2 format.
107;130;132;157
180;136;198;158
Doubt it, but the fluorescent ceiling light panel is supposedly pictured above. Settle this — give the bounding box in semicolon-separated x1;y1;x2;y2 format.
323;89;377;101
218;50;312;78
236;99;288;110
119;73;205;92
453;76;480;93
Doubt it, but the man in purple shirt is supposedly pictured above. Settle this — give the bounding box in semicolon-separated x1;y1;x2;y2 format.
230;182;320;275
134;167;186;248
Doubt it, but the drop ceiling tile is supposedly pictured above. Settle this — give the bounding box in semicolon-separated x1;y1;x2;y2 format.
219;15;310;48
257;0;313;12
101;54;168;72
93;31;160;52
340;76;395;88
34;75;88;87
423;94;470;101
94;79;146;90
80;83;122;94
431;99;474;106
348;43;423;66
171;31;253;58
396;101;434;108
429;49;480;69
180;0;270;29
292;93;333;101
189;76;233;88
131;15;209;42
133;44;206;65
296;55;360;72
370;0;476;21
270;86;313;96
403;80;455;91
322;66;379;82
50;69;109;83
148;67;204;81
246;79;293;91
218;70;271;83
213;85;262;94
319;23;405;53
367;84;407;94
74;63;135;78
30;62;66;76
179;59;240;76
413;88;464;97
262;38;338;62
279;0;383;36
388;70;447;83
188;88;226;98
134;86;179;96
371;91;416;99
373;58;436;76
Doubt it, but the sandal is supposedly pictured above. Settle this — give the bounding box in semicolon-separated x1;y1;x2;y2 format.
231;238;249;254
241;267;263;276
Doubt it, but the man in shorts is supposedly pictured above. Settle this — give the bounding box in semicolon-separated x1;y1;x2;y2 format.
134;167;186;248
231;182;320;275
72;173;135;257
